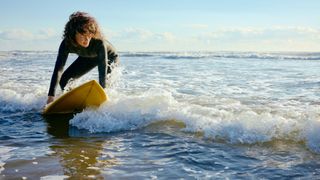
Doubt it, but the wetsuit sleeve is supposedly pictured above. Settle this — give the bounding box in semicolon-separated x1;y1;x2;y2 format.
48;40;69;96
97;40;119;88
97;42;107;88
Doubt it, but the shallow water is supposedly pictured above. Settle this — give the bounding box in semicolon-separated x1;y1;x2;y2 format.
0;51;320;179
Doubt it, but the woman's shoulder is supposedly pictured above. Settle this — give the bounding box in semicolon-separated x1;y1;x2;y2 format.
60;38;73;50
57;39;69;53
91;38;104;45
91;38;115;49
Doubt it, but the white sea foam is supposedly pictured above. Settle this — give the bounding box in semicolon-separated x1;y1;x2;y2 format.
40;175;69;180
70;88;177;133
0;88;46;112
0;146;16;173
305;106;320;153
70;88;320;153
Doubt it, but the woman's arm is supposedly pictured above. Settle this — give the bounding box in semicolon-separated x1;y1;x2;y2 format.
47;40;69;99
97;40;119;88
106;40;119;66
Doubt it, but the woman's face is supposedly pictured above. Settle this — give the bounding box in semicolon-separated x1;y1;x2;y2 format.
75;32;93;48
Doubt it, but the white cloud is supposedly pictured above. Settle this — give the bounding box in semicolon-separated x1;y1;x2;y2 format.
1;26;319;51
191;26;320;51
0;28;58;41
186;24;209;29
37;28;57;39
111;28;177;43
202;26;320;40
161;32;176;42
0;29;33;40
106;26;320;51
120;28;154;40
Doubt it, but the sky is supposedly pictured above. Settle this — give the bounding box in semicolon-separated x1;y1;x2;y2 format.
0;0;320;52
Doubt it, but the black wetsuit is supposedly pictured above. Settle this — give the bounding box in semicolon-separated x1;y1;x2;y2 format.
48;38;119;96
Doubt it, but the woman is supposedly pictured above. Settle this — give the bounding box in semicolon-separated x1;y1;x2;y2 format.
47;11;119;104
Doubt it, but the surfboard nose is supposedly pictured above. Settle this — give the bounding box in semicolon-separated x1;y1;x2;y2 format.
43;80;107;115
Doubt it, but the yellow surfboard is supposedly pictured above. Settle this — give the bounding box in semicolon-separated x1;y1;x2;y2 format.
43;80;107;115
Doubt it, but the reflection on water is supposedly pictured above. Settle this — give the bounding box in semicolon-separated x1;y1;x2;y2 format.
44;114;73;138
44;114;119;179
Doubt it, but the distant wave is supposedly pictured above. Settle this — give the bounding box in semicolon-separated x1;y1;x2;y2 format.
1;51;320;61
121;51;320;61
0;51;57;61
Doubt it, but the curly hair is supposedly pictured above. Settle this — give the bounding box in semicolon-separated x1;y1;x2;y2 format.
63;11;103;46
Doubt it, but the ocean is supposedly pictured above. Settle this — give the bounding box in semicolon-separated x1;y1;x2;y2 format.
0;51;319;179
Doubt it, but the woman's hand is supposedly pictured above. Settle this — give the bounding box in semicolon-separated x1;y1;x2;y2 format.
47;96;55;104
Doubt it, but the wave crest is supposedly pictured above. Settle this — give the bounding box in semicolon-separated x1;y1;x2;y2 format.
121;51;320;61
69;88;320;153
